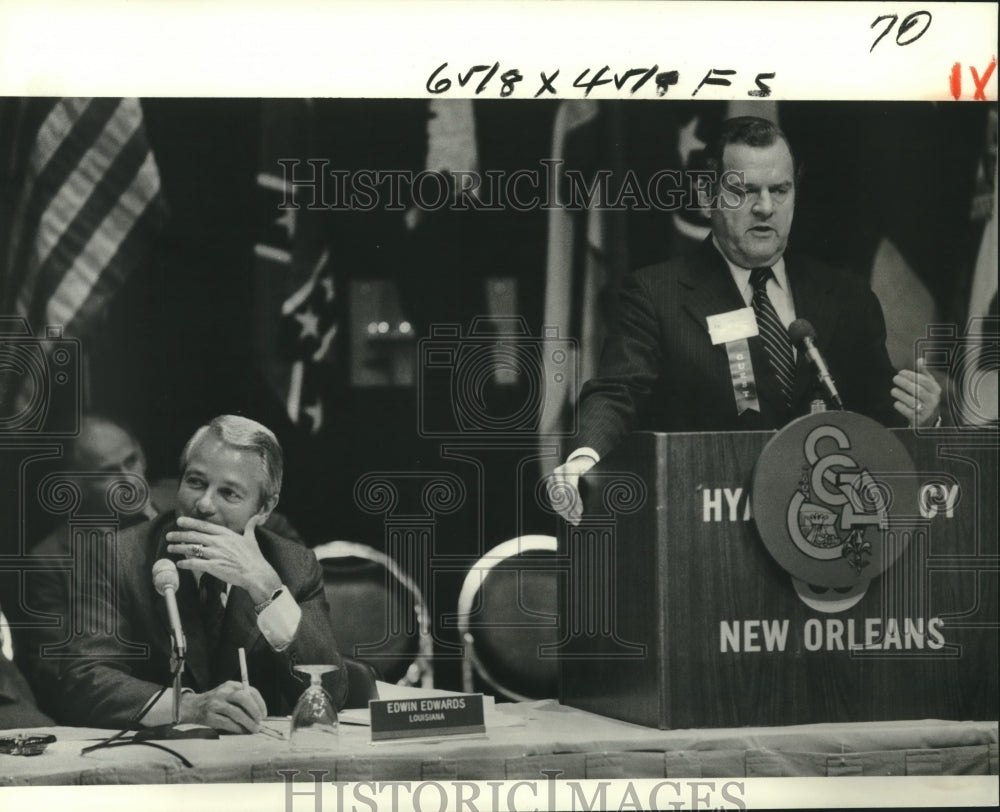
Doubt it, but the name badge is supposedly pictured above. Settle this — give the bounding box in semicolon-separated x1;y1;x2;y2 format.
370;693;485;741
707;307;758;346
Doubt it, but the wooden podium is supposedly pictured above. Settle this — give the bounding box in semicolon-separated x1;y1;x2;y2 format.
557;422;998;729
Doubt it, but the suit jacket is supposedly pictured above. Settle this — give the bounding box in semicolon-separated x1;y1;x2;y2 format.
13;513;149;718
16;509;309;721
578;237;904;457
54;512;346;728
0;655;52;730
0;606;53;730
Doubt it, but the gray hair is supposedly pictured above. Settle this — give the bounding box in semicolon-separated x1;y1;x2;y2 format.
179;415;283;504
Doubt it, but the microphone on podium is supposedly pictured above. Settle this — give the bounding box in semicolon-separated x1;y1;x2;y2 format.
788;319;844;410
153;558;186;657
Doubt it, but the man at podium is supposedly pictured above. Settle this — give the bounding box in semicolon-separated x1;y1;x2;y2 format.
550;116;941;525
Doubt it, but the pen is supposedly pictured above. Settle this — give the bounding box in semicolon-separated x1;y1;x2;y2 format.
238;646;249;691
257;724;285;741
238;647;283;739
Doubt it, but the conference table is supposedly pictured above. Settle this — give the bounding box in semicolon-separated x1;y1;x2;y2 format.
1;700;996;785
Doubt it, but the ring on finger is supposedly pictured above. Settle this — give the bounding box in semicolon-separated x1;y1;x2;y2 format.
194;544;206;559
916;402;924;413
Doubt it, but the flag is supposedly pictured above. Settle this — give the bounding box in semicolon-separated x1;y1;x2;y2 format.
869;236;938;371
959;108;998;426
966;107;998;326
252;99;339;435
409;97;479;228
0;98;168;338
538;99;603;448
539;101;632;473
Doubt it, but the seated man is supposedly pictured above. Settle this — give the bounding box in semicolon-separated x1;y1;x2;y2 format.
12;414;156;713
54;415;346;732
17;413;304;717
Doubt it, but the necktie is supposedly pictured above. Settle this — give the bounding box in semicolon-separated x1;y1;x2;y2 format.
199;573;227;649
749;267;795;406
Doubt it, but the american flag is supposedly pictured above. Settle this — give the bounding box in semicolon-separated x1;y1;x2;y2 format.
0;98;168;337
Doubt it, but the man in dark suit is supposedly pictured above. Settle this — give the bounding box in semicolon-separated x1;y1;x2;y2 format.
550;116;941;524
54;415;346;731
9;414;157;715
0;606;52;730
17;414;309;722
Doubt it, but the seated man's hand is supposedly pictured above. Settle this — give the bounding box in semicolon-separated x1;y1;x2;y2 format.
181;680;267;733
892;358;943;427
168;515;282;604
548;454;598;526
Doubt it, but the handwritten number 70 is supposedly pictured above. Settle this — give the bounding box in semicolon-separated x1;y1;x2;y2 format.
870;11;932;52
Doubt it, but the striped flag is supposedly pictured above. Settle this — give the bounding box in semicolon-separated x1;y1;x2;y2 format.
539;101;631;476
959;114;998;426
251;99;339;435
538;99;604;449
0;98;168;338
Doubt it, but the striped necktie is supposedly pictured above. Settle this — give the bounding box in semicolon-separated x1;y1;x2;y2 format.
750;267;795;406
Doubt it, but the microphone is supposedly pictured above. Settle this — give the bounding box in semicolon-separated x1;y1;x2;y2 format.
135;559;218;739
788;319;844;410
152;558;186;656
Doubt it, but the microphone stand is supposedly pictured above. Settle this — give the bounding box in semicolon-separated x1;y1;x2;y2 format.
171;641;184;725
85;638;216;762
134;630;218;741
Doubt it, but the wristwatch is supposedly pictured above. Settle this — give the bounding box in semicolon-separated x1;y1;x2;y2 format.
254;585;285;614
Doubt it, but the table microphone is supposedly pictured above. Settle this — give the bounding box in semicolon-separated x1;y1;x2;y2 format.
153;558;186;656
788;318;844;410
138;559;218;740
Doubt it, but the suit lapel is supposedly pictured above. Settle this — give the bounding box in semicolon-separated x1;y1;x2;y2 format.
680;239;790;418
679;239;748;334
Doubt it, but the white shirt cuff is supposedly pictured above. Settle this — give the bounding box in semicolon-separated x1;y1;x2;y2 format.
568;447;601;464
256;586;302;652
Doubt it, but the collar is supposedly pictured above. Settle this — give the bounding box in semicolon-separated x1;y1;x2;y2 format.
711;235;789;296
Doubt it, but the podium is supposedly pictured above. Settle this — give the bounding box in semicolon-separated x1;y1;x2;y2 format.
558;422;999;729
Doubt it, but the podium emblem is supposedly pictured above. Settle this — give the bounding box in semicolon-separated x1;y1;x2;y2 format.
752;412;919;591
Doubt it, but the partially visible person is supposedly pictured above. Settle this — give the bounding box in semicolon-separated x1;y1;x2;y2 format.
12;415;156;712
53;415;345;732
0;604;52;729
50;413;157;519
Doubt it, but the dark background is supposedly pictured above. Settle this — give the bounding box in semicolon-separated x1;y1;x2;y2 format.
9;99;993;690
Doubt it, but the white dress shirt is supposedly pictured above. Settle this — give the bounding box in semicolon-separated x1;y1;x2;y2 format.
712;236;797;330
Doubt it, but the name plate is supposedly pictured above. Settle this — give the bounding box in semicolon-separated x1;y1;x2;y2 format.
369;694;485;741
